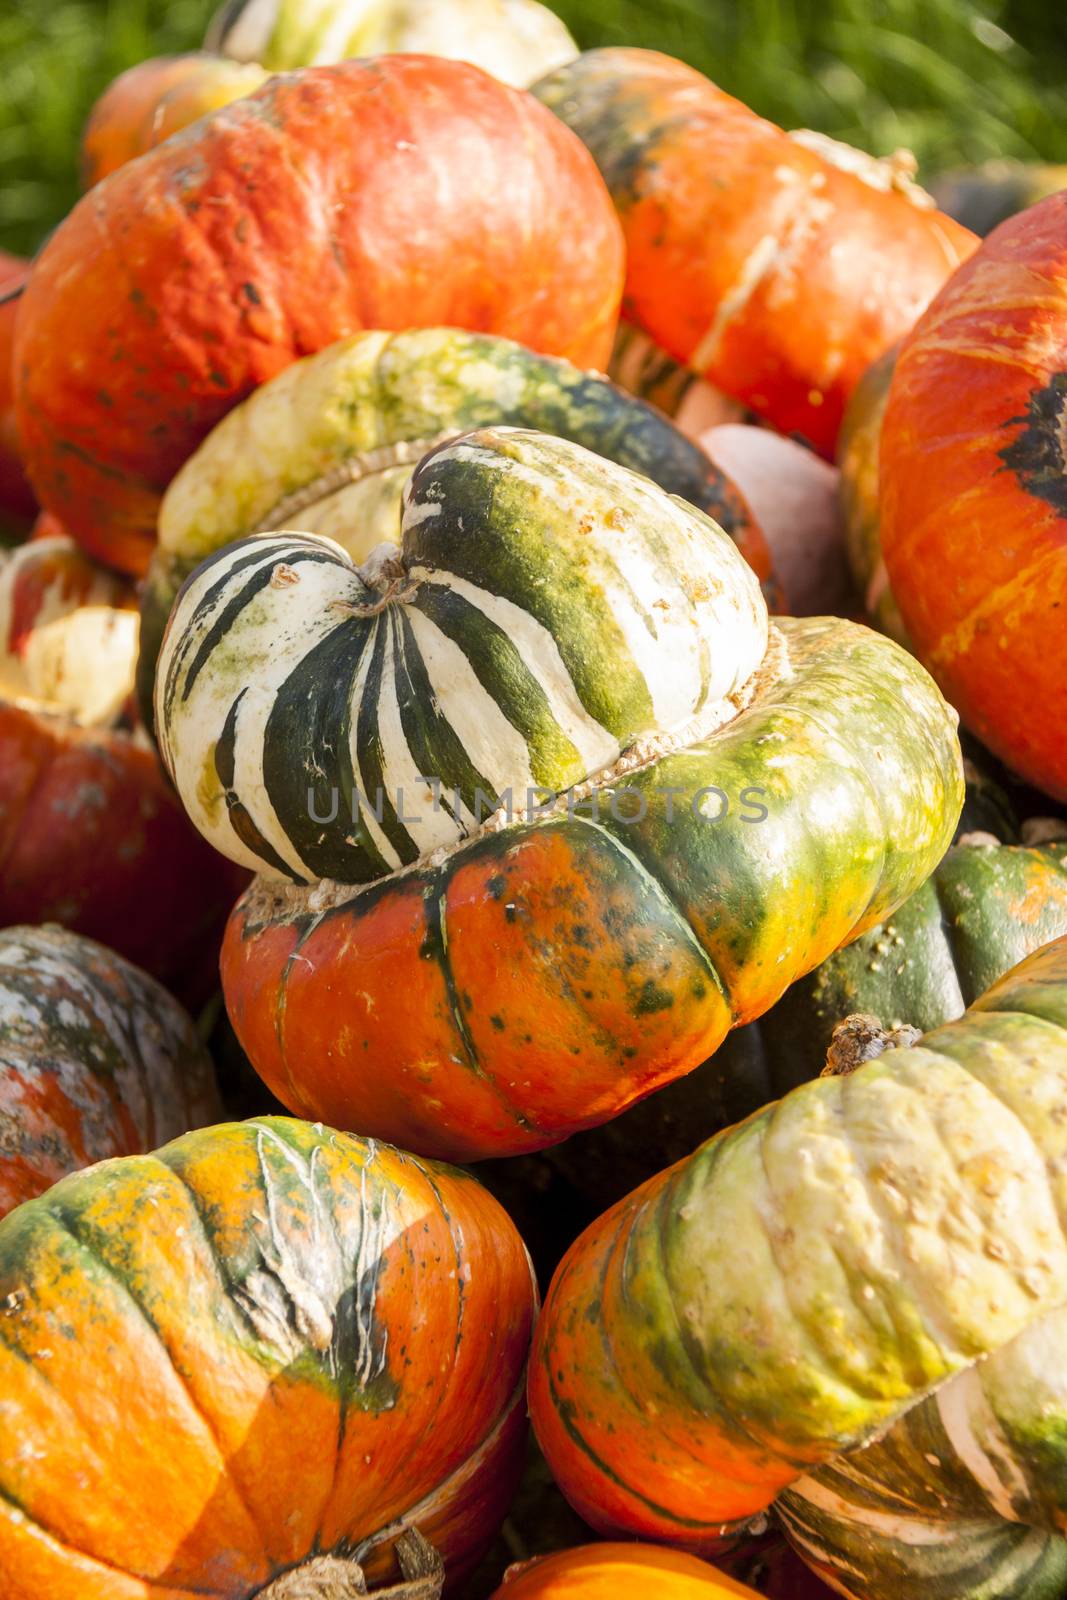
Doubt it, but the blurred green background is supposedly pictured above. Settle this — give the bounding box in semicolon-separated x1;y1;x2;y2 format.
2;0;1066;257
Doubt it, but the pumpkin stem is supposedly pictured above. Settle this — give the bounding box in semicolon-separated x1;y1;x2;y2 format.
821;1012;923;1078
257;1530;444;1600
250;436;454;536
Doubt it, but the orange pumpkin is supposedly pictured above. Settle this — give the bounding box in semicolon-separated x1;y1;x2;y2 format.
492;1544;762;1597
880;189;1067;800
15;55;623;576
534;49;977;457
0;1116;536;1596
0;254;34;537
80;53;269;187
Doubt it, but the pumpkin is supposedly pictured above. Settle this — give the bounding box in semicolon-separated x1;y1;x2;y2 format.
932;160;1067;237
699;425;853;617
0;1116;536;1597
880;190;1067;800
608;323;749;439
0;923;220;1217
15;56;624;577
491;1544;761;1597
530;933;1067;1599
208;0;577;87
137;324;775;728
835;345;907;642
0;536;246;994
0;257;34;539
532;49;977;458
80;54;270;187
154;427;961;1159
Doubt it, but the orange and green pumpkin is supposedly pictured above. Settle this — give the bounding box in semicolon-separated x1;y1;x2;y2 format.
15;56;623;577
0;924;220;1218
0;1116;536;1596
155;427;961;1161
531;933;1067;1598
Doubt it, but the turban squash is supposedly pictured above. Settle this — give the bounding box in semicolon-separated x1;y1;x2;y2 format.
0;923;219;1218
532;49;976;457
530;933;1067;1600
880;190;1067;799
156;426;962;1160
0;537;245;993
137;324;773;726
15;55;623;576
0;1117;536;1597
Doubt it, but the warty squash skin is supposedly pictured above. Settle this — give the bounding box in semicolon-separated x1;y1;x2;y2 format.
137;325;776;728
0;924;220;1217
532;49;977;458
14;56;624;576
0;1116;537;1598
880;190;1067;800
530;935;1067;1599
490;1543;762;1597
151;426;961;1159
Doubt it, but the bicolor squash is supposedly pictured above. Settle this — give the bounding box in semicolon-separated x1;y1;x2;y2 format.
881;190;1067;799
0;256;34;539
0;923;219;1217
15;56;623;575
156;427;961;1160
530;933;1067;1599
532;49;977;457
208;0;577;86
0;536;245;992
0;1116;536;1597
490;1544;762;1597
137;324;774;725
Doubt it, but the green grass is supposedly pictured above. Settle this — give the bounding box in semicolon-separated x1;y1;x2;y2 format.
2;0;1066;257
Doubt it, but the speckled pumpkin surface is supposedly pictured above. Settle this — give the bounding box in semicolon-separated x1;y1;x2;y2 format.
0;1116;536;1597
15;56;623;575
880;190;1067;799
137;326;773;727
532;48;976;457
530;935;1067;1599
152;427;960;1159
0;924;219;1218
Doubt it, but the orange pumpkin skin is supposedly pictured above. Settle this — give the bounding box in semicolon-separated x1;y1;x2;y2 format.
880;190;1067;800
493;1543;761;1597
0;1117;536;1596
81;52;270;187
0;703;246;996
0;254;34;535
16;56;624;576
534;49;977;458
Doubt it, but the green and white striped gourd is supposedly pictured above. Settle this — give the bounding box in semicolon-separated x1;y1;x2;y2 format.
156;427;767;884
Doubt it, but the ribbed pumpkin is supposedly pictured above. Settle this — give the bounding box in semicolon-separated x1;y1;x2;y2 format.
0;1116;536;1597
15;56;623;577
137;324;774;726
80;54;269;186
530;933;1067;1599
156;427;961;1160
0;924;220;1217
0;256;34;538
491;1544;762;1597
532;49;977;457
0;537;245;992
208;0;577;86
881;190;1067;799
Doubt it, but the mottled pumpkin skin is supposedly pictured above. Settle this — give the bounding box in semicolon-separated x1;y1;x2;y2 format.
80;54;270;187
137;326;774;728
530;935;1067;1599
0;924;220;1217
533;49;976;457
0;256;34;538
0;1117;536;1597
15;56;624;575
881;191;1067;799
221;613;962;1161
492;1543;760;1597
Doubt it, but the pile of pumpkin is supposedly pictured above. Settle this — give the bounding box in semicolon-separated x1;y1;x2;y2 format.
1;2;1067;1596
